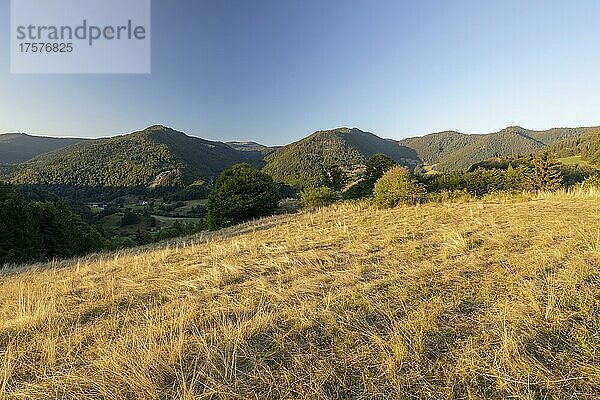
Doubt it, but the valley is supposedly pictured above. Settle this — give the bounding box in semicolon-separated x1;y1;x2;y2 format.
1;124;598;264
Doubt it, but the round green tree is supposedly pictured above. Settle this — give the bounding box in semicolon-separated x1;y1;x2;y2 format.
207;164;280;230
374;166;426;208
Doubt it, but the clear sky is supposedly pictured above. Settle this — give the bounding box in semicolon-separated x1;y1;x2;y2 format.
1;0;600;145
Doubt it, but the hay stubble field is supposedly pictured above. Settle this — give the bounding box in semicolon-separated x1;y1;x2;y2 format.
0;193;599;399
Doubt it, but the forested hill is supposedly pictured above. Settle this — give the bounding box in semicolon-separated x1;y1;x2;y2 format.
0;133;85;164
4;124;600;190
551;129;600;165
9;125;256;188
262;127;420;188
399;131;483;164
225;141;278;166
226;141;277;155
401;126;600;172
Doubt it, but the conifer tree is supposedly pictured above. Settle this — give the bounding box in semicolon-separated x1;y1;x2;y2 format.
527;151;563;191
323;165;347;192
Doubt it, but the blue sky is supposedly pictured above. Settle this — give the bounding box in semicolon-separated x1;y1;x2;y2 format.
1;0;600;145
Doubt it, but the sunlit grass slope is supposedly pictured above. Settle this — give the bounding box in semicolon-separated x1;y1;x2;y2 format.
1;195;599;399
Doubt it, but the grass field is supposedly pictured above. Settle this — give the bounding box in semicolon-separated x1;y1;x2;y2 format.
152;215;203;227
1;192;599;399
558;155;590;166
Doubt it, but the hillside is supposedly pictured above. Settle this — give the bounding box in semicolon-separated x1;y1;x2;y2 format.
404;126;599;172
526;126;599;145
10;126;255;188
227;141;277;155
399;130;483;164
226;141;278;167
433;127;547;171
0;164;17;181
5;125;600;189
552;129;600;165
0;133;84;164
263;127;420;188
0;194;599;398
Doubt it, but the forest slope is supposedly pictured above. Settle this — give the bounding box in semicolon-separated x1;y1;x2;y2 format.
263;127;420;188
552;129;600;166
0;133;84;164
9;126;254;187
401;126;600;172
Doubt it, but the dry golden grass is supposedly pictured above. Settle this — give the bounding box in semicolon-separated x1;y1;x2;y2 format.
1;194;599;399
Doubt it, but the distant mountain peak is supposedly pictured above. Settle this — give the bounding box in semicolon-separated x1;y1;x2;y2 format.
146;124;169;130
7;126;261;188
263;127;419;188
500;126;527;133
229;140;263;146
313;127;363;135
143;124;183;134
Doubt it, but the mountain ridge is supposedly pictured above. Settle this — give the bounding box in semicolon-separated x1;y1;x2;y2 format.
0;132;86;164
401;125;600;171
8;125;258;188
262;127;420;188
3;124;600;189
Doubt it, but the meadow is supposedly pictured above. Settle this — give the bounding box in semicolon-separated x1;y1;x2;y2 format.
0;190;599;399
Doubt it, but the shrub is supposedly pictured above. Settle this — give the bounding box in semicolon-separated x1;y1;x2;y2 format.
188;204;207;218
0;184;105;266
322;165;347;192
583;174;600;189
207;164;280;230
374;166;426;208
276;198;301;214
419;166;527;196
299;187;339;210
342;179;374;200
120;210;140;226
32;201;105;260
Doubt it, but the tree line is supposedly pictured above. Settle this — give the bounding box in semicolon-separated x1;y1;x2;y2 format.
2;150;597;267
0;183;105;266
299;151;599;208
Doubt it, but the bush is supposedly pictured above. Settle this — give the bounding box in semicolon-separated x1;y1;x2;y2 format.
188;204;207;218
276;198;301;214
299;187;339;210
207;164;280;230
322;165;347;192
583;174;600;189
418;166;527;196
109;236;137;250
343;179;375;200
374;166;426;208
120;210;140;226
31;201;105;260
0;184;43;265
366;153;397;181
